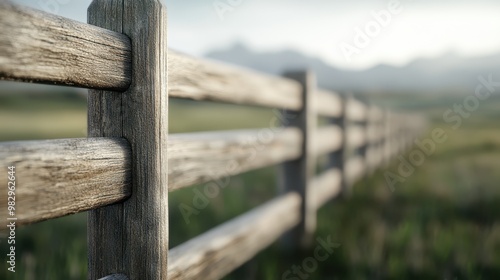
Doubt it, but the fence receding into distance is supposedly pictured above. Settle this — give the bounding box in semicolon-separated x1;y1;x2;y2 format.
0;1;426;279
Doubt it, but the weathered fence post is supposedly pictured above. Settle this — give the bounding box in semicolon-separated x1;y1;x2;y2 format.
280;70;316;249
87;0;168;279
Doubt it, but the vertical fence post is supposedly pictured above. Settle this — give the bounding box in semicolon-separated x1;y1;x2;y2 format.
376;109;385;168
393;115;401;158
281;70;316;249
344;95;356;191
383;110;392;166
87;0;168;279
329;97;348;196
359;103;370;177
364;104;374;175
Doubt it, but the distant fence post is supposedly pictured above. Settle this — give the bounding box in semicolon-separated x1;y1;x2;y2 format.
344;95;356;190
280;70;316;249
329;97;348;196
359;102;369;177
375;108;385;168
393;115;401;158
364;104;375;175
87;0;168;279
383;110;392;166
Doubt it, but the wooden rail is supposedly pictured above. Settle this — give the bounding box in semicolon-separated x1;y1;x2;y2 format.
168;193;301;280
0;138;131;224
168;128;302;191
0;2;132;90
0;1;428;279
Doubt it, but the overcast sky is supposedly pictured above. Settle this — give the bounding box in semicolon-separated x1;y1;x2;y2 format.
12;0;500;70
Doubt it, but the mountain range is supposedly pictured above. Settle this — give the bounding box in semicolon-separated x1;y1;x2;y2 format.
205;43;500;93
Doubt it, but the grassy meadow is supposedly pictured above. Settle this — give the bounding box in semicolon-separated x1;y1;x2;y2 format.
1;88;500;279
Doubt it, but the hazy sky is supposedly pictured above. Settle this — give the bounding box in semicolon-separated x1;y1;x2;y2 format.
13;0;500;70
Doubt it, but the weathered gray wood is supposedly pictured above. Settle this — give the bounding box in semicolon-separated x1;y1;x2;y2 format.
169;128;302;191
168;51;302;110
315;89;342;118
87;1;127;277
168;193;301;280
0;138;131;225
0;2;303;109
280;70;316;249
310;168;342;209
0;2;131;90
312;125;343;156
88;1;168;279
0;129;300;224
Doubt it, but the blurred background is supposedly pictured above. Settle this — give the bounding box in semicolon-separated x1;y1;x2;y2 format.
1;0;500;279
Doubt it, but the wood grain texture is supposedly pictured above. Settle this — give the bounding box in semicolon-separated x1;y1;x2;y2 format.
87;1;128;277
312;125;343;156
168;193;301;280
280;70;317;249
0;129;300;223
0;2;303;110
88;1;168;279
0;2;131;90
169;128;302;191
315;89;342;118
310;168;342;209
0;138;131;225
168;50;302;110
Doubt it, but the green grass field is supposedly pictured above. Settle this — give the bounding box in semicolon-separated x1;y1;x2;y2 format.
1;89;500;279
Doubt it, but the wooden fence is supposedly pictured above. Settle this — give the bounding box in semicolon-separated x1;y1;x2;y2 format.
0;1;426;279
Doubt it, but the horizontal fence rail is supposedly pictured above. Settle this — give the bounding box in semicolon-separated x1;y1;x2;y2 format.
0;115;422;224
0;1;429;279
312;125;343;156
0;2;302;110
168;193;301;280
310;168;342;209
315;89;343;117
0;2;132;90
168;128;302;190
168;51;302;110
0;138;131;224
